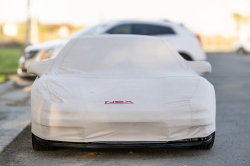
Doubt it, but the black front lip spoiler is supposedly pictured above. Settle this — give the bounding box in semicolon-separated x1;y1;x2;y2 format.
35;133;213;149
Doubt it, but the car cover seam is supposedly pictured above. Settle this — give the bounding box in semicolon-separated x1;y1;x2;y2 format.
48;59;56;75
55;38;78;75
45;76;52;140
57;38;78;74
161;39;194;75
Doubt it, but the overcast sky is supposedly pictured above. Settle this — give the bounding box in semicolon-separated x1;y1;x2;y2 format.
0;0;249;35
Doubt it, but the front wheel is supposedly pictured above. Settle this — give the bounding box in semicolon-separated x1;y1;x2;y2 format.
32;134;55;151
237;48;246;55
190;132;215;150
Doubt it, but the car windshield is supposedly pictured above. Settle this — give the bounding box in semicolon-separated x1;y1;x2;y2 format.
69;23;108;38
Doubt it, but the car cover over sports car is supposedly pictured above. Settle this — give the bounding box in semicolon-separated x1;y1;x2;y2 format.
28;35;216;144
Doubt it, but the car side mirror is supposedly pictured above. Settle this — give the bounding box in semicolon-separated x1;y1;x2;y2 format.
187;61;212;75
27;59;55;77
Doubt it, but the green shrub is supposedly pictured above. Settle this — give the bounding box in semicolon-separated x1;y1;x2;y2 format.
0;48;21;74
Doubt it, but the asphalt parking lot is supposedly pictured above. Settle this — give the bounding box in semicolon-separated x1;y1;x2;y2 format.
0;52;250;166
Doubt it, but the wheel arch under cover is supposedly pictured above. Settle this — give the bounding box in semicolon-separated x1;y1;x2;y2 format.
188;77;216;137
31;75;51;140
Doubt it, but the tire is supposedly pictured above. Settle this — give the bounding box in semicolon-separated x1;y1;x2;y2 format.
179;53;193;61
32;134;55;151
190;132;215;150
237;48;246;55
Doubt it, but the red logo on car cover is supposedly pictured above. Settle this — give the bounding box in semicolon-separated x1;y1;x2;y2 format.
105;101;134;104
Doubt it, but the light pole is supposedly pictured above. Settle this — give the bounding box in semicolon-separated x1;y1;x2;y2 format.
25;0;30;46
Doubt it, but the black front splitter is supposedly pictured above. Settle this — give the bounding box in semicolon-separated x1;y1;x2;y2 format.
35;133;213;149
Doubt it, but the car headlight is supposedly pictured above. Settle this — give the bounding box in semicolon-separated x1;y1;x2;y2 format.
39;49;55;60
24;50;39;59
39;47;62;60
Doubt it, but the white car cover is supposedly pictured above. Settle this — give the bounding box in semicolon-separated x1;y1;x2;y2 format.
28;35;216;142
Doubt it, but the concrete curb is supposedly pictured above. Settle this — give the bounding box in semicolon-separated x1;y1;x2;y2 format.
0;81;16;95
0;80;31;154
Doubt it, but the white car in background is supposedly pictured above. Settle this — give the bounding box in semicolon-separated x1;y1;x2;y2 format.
233;40;250;54
18;20;206;77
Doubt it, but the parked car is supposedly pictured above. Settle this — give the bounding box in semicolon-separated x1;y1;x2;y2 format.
28;35;215;151
18;20;206;77
233;40;250;54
